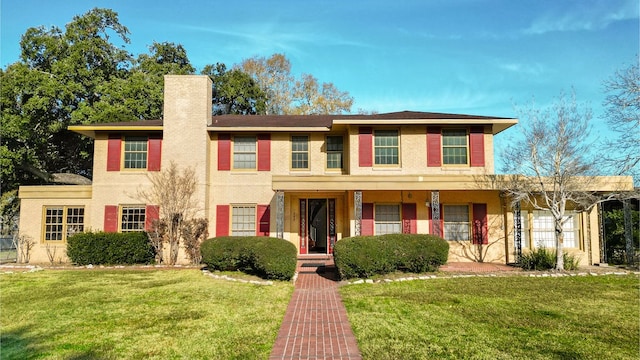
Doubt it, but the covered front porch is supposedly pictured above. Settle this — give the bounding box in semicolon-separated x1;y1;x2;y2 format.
270;174;506;260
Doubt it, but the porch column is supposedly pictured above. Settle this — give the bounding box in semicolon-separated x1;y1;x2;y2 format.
354;191;362;236
514;201;522;263
276;191;284;239
431;190;441;236
598;202;606;263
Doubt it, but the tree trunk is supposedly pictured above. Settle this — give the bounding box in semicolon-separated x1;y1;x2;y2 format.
623;199;634;266
555;218;564;270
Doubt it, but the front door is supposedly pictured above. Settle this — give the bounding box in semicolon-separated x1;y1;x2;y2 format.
299;198;336;254
308;199;327;253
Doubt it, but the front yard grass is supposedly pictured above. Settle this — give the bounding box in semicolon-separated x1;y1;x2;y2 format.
0;269;293;359
340;274;639;360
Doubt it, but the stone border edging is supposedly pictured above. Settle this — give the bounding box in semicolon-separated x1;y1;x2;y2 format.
342;270;640;285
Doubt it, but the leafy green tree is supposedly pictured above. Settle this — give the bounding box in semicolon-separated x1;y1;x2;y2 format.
89;42;195;123
604;204;640;264
1;8;133;191
202;63;266;115
1;9;196;196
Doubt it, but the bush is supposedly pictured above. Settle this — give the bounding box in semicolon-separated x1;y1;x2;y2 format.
200;236;297;280
333;234;449;279
67;232;155;265
519;247;580;270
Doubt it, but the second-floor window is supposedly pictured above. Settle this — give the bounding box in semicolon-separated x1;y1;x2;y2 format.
291;136;309;169
124;137;148;169
442;129;468;165
233;136;257;170
374;130;399;165
326;136;343;169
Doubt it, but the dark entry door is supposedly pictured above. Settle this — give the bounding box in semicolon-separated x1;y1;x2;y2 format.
308;199;327;253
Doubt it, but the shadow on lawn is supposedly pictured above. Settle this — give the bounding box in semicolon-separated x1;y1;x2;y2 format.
1;326;106;360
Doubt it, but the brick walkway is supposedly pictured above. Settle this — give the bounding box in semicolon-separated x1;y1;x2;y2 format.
270;258;362;360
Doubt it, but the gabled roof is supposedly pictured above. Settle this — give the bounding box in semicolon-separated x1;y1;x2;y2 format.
68;111;518;137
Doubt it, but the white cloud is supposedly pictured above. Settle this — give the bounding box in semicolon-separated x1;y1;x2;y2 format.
497;62;546;77
523;0;639;35
178;22;372;60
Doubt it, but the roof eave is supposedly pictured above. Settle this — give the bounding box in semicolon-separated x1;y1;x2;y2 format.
332;118;518;134
68;125;164;138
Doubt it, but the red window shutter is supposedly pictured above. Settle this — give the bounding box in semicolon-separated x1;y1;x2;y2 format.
362;203;374;235
428;204;444;237
107;135;121;171
218;134;231;171
358;127;373;167
147;135;162;171
469;126;485;167
257;204;270;236
472;203;488;244
216;205;230;236
104;205;118;232
427;127;441;167
402;203;417;234
257;134;271;171
145;205;160;231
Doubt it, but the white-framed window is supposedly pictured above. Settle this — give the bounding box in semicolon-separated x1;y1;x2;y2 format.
442;129;468;165
531;210;579;248
375;204;401;235
233;136;257;170
121;206;146;232
374;130;399;165
291;136;309;169
123;136;148;169
444;205;470;241
43;206;85;242
326;136;344;169
232;205;256;236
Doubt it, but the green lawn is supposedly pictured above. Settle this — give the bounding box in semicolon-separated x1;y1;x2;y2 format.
0;269;293;360
340;275;640;360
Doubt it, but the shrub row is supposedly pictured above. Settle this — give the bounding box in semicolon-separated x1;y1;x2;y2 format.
200;236;297;280
333;234;449;279
67;231;155;265
519;247;580;270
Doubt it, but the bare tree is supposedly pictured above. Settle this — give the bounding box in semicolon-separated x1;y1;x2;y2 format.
239;53;295;115
238;53;353;115
501;91;621;270
138;161;204;265
601;61;640;266
181;218;208;264
16;234;35;263
601;60;640;184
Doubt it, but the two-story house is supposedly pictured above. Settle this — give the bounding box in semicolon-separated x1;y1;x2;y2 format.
18;75;633;265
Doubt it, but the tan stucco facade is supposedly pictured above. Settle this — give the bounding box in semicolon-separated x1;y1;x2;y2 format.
18;75;634;266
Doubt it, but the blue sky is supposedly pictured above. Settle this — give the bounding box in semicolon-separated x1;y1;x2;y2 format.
1;0;638;130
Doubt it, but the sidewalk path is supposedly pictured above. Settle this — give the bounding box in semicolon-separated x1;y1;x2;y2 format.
269;259;362;360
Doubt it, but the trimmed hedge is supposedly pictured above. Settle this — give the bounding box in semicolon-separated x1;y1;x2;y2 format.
201;236;297;280
333;234;449;279
66;231;155;265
